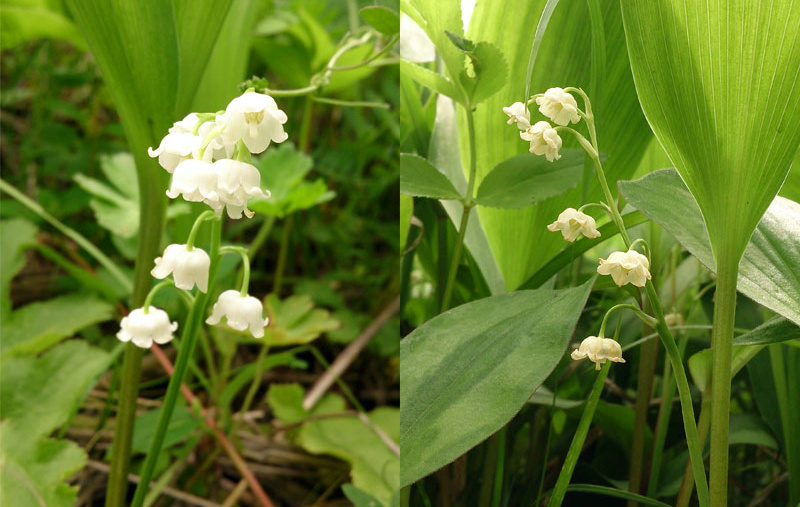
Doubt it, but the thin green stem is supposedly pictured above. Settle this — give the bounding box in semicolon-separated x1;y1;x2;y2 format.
329;35;398;71
220;246;251;296
248;215;276;259
599;304;656;336
547;362;611;506
231;343;270;436
272;215;293;295
130;217;222;507
311;96;391;109
142;280;174;311
262;85;319;97
491;428;506;507
186;211;216;249
440;106;477;311
0;178;131;292
708;263;738;507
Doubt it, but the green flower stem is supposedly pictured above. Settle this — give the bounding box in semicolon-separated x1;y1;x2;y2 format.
311;96;391;109
441;106;477;311
272;214;293;295
547;362;611;506
130;216;222;507
231;342;270;436
581;107;709;506
142;280;175;311
0;178;132;292
220;246;250;296
599;303;657;336
708;262;738;507
186;210;216;250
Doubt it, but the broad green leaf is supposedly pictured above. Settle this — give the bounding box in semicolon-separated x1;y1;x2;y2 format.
620;169;800;326
399;60;460;101
461;0;653;290
266;383;308;425
263;294;340;346
404;0;465;94
0;294;114;355
74;153;139;238
0;218;37;318
173;0;234;113
0;5;86;50
621;0;800;263
0;340;109;437
342;483;385;507
400;280;593;486
130;403;201;454
360;6;399;35
733;317;800;347
0;423;85;507
474;149;584;208
454;41;508;105
300;394;399;507
249;143;335;218
728;413;778;449
400;153;462;199
400;194;413;249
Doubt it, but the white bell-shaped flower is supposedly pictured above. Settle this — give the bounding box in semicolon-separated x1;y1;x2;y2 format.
547;208;601;242
535;87;580;126
213;159;270;219
147;132;203;173
151;244;210;292
166;159;221;211
117;307;178;349
597;250;652;288
502;102;531;130
521;121;562;161
571;336;625;370
217;92;288;154
169;113;231;160
206;290;270;338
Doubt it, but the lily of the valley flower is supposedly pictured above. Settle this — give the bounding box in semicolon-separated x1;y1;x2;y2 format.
597;250;652;288
571;336;625;370
535;87;580;126
547;208;601;241
217;91;288;154
148;132;203;173
151;244;210;292
502;102;531;130
214;159;270;219
521;121;562;161
206;290;270;338
166;159;221;210
117;307;178;349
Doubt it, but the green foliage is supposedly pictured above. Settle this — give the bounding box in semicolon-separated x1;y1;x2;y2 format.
0;218;37;318
263;293;340;346
474;149;584;208
620;169;800;326
0;1;86;51
249;143;335;219
360;6;399;36
399;153;462;199
0;294;114;355
266;383;308;424
621;0;800;262
400;280;592;486
399;194;413;249
130;403;202;455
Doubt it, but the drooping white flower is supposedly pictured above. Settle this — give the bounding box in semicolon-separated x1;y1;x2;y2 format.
217;92;288;154
169;113;231;160
147;132;203;173
597;250;652;288
117;307;178;349
166;159;221;211
502;102;531;130
213;159;270;219
547;208;601;242
206;290;270;338
151;244;210;292
535;87;580;126
571;336;625;370
521;121;562;161
399;14;435;63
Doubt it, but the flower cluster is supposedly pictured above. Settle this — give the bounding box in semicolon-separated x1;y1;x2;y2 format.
503;87;580;161
118;90;283;349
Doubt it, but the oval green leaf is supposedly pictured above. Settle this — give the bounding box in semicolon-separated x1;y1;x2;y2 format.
474;149;584;208
400;153;463;200
620;169;800;326
621;0;800;262
400;279;593;486
360;6;399;35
